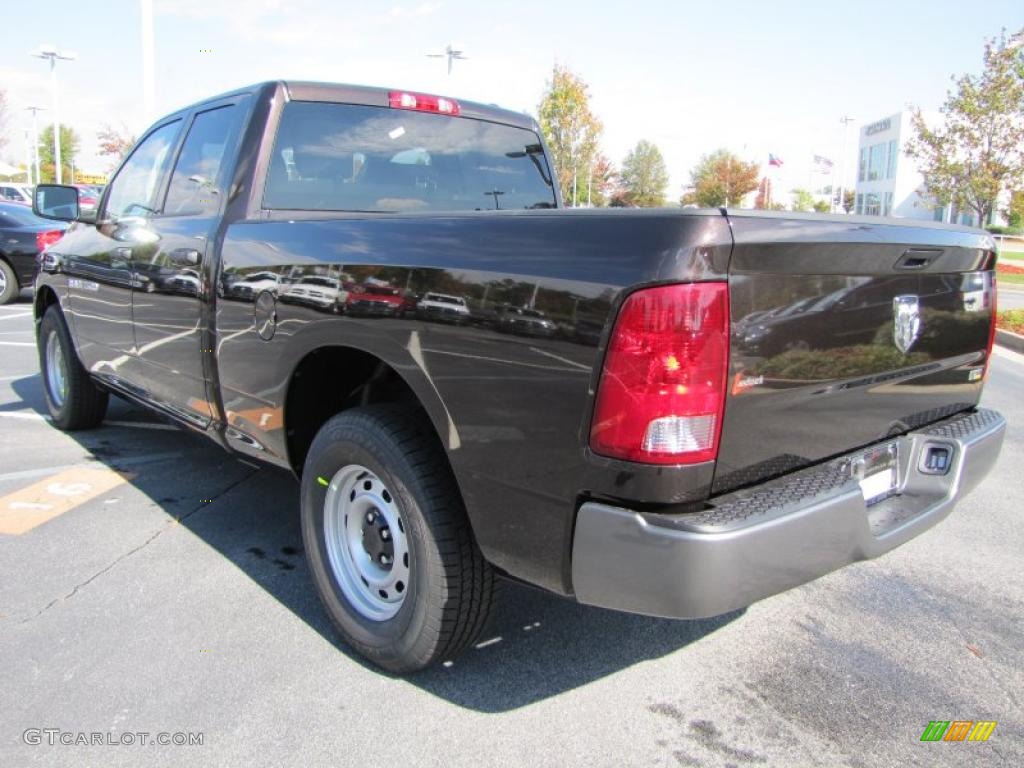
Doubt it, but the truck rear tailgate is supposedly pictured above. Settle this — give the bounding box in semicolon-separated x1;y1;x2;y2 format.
715;211;996;495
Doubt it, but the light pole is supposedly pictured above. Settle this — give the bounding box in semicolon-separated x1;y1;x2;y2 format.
31;45;76;184
140;0;156;123
427;44;466;75
836;115;854;213
23;129;33;184
25;106;45;185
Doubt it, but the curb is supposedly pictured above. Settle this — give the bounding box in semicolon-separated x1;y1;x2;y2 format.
995;329;1024;354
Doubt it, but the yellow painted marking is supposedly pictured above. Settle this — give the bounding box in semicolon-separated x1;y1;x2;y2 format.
0;467;130;535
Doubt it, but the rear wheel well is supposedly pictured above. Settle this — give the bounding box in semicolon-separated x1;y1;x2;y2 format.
284;346;432;475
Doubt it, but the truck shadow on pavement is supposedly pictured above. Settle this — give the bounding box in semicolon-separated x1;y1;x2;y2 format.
7;376;743;713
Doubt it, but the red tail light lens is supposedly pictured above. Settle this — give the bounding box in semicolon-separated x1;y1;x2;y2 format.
984;271;997;379
590;282;730;464
388;90;460;116
36;229;64;252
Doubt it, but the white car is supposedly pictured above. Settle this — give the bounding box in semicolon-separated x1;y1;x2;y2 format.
0;183;33;204
229;270;281;300
282;275;347;313
416;292;471;323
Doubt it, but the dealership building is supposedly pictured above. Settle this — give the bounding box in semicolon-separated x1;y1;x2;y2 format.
853;112;938;220
853;111;1006;227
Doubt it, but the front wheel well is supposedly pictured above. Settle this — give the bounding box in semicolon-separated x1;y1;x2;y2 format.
34;284;60;322
284;346;435;475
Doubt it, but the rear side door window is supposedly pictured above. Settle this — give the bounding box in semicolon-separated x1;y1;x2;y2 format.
103;121;181;220
164;105;240;217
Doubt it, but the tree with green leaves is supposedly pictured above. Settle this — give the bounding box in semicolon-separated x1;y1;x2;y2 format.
619;140;669;207
905;27;1024;226
687;149;759;208
38;124;80;183
537;65;603;206
790;189;815;212
1004;190;1023;228
97;124;137;167
813;199;831;213
842;189;856;214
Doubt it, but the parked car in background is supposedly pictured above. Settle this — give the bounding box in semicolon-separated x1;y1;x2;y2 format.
345;281;405;317
494;305;557;337
72;184;101;214
0;183;34;204
0;201;65;304
227;270;281;300
416;292;470;323
280;274;346;313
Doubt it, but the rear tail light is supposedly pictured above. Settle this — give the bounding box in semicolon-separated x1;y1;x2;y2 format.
984;272;997;379
388;90;460;116
36;229;64;252
590;282;730;464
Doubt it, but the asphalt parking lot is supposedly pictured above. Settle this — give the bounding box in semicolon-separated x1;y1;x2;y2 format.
1;292;1022;768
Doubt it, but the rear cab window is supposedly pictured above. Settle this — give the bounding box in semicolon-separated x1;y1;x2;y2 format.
263;102;556;213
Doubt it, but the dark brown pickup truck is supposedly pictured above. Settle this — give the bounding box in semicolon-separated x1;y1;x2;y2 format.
30;81;1005;672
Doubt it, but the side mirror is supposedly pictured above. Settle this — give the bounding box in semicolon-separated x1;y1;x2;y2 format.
33;184;80;222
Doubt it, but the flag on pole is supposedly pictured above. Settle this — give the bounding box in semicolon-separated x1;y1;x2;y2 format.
812;154;834;173
768;153;784;167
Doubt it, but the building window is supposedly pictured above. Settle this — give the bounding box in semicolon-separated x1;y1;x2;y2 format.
864;193;881;215
886;140;898;179
883;191;893;216
858;148;867;182
868;144;886;181
856;193;864;214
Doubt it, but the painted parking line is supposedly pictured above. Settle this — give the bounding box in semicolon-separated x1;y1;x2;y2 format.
0;341;34;347
0;451;184;486
0;411;178;431
0;313;31;322
0;467;130;535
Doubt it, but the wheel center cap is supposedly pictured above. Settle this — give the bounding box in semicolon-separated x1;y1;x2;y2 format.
361;509;394;568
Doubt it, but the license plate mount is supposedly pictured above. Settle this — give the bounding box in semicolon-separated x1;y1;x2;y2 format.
852;442;900;506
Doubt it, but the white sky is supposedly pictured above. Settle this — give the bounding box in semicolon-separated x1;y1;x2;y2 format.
1;0;1022;197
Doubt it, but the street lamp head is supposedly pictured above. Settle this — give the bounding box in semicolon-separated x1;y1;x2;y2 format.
31;45;76;60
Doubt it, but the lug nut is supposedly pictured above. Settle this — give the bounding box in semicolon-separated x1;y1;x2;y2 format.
365;511;376;524
380;528;390;541
379;554;391;565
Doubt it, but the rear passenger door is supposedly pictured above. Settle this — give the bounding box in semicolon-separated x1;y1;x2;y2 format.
131;100;246;427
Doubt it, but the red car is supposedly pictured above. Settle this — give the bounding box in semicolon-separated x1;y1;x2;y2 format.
345;282;405;317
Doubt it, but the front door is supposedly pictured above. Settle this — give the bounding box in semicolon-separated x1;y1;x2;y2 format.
63;119;182;384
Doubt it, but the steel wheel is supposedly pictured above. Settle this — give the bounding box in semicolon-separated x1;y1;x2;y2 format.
0;267;7;295
45;329;68;408
323;464;410;622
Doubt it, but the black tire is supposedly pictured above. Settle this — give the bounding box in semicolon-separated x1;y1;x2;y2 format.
38;305;108;430
301;404;496;673
0;259;18;305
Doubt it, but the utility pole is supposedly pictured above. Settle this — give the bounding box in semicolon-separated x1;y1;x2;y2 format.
25;105;45;185
836;115;855;213
31;45;76;184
